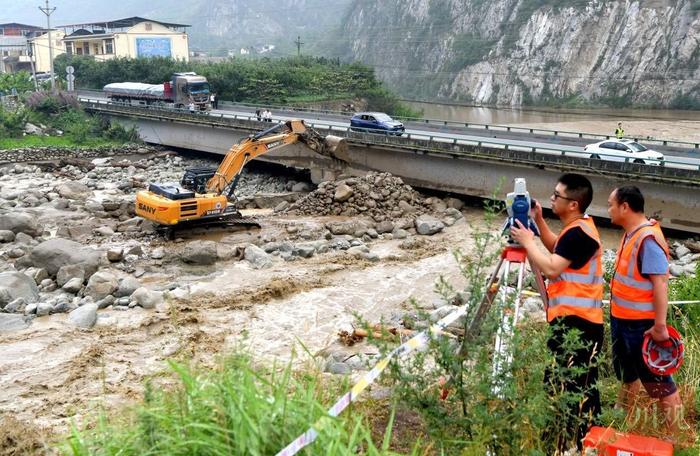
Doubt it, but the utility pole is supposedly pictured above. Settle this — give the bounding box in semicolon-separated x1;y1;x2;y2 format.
294;35;304;57
38;0;56;92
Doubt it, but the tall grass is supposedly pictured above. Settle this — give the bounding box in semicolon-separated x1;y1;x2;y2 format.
63;353;415;455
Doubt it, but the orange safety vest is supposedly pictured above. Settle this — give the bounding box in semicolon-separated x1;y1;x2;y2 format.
547;215;604;324
610;220;669;320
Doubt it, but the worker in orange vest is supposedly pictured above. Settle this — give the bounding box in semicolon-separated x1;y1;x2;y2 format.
607;186;683;434
511;173;604;452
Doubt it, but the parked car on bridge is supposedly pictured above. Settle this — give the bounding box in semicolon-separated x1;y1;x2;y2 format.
350;112;405;136
583;139;664;165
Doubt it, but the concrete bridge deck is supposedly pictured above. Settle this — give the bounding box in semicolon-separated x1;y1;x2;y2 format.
83;101;700;234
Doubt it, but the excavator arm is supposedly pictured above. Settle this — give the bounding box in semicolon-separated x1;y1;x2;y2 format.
206;119;347;197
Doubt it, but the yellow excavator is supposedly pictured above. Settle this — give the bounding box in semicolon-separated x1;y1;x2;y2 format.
135;120;347;235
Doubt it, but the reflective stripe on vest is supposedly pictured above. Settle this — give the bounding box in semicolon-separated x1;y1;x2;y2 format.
546;215;604;324
610;220;669;320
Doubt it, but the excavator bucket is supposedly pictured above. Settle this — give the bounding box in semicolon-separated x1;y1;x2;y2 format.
323;135;349;162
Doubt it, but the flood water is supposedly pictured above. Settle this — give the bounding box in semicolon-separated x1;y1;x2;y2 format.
403;100;700;125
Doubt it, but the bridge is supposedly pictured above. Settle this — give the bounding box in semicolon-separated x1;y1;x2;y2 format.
80;98;700;234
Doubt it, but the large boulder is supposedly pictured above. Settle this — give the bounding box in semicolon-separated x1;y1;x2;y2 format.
180;240;218;265
0;272;39;306
68;303;98;329
334;184;354;202
115;277;141;298
55;181;91;200
29;238;101;278
131;287;163;309
56;264;85;287
244;244;272;269
415;215;445;235
0;212;40;236
84;271;118;300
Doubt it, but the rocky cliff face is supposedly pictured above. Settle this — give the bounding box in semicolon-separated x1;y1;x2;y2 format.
334;0;700;107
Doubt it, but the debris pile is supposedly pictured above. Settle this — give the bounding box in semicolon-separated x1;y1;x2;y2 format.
286;172;430;222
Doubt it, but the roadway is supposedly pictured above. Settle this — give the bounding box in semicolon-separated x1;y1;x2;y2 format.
77;91;700;170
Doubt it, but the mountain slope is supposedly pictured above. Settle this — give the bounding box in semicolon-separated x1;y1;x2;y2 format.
330;0;700;107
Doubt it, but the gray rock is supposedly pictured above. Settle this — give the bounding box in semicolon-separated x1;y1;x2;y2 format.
5;297;25;313
116;277;141;297
107;248;124;262
30;238;100;278
56;264;85;287
150;248;165;260
62;277;84;294
0;230;15;243
244;244;272;269
676;245;691;259
181;240;218;265
0;212;40;236
326;221;357;235
274;201;290;212
670;264;685;277
376;221;394;234
334;184;353;202
0;314;30;333
55;181;91;200
392;228;409;239
445;197;465;210
14;232;34;244
131;287;163;309
96;295;115;310
293;244;316;258
0;287;11;308
415;215;445;235
24;302;37;315
116;297;131;306
36;302;53;317
84;271;119;300
8;248;25;259
52;299;72;314
0;271;39;304
24;267;49;285
291;182;312;192
325;361;352;375
68;303;98;329
683;263;697;275
94;226;115;236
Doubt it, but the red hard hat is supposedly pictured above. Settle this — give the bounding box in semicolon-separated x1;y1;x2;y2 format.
642;325;684;376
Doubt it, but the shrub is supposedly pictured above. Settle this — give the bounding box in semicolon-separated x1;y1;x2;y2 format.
25;91;80;115
0;106;28;138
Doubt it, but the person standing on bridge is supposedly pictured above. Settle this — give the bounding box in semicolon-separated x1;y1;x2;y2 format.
510;173;604;452
615;122;625;139
607;185;683;436
210;93;218;109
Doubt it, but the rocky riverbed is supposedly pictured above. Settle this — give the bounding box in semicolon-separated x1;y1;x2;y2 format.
0;145;697;443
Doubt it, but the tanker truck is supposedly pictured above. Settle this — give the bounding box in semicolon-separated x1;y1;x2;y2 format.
103;72;210;110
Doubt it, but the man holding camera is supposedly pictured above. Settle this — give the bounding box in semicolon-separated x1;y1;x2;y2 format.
510;173;604;450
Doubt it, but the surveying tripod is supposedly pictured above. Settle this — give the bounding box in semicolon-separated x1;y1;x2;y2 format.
465;243;549;395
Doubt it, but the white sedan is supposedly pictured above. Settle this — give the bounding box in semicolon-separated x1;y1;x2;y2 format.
583;139;664;165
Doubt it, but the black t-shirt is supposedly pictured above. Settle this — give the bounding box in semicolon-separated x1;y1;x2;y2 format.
554;226;599;270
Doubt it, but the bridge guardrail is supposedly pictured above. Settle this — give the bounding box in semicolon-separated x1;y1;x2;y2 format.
80;99;700;181
77;91;700;151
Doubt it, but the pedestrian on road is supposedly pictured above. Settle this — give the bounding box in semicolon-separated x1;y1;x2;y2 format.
607;185;683;436
188;99;195;113
264;109;272;122
255;108;262;121
210;93;217;109
615;122;625;139
511;173;604;452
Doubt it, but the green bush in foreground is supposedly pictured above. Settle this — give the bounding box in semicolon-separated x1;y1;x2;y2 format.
64;353;411;455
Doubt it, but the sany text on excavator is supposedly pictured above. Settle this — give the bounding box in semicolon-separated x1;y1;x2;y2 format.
135;120;347;234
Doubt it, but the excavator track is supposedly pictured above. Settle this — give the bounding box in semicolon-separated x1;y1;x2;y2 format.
156;213;260;240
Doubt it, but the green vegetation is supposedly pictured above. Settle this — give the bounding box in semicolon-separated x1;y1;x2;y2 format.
53;55;419;116
0;70;34;95
0;91;137;149
64;353;414;455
